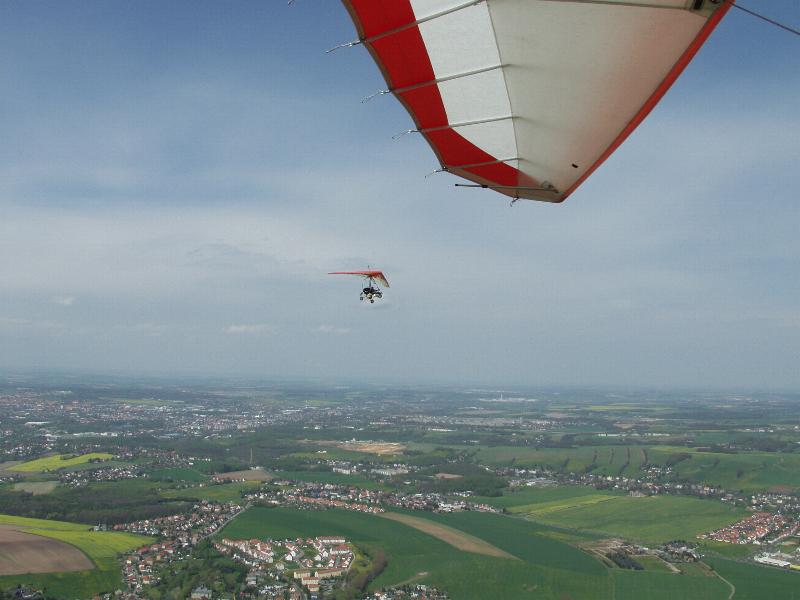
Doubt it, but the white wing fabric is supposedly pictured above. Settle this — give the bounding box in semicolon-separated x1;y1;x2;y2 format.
341;0;730;202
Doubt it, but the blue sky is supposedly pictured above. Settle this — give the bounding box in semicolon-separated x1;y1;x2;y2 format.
0;1;798;389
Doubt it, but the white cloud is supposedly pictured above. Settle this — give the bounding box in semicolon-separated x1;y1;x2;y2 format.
0;317;65;332
224;324;273;335
51;295;75;306
115;323;167;338
0;317;30;326
313;325;350;335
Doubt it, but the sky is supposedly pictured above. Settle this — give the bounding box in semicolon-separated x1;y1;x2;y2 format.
0;1;798;389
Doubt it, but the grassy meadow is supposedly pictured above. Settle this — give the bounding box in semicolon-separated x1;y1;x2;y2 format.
706;557;800;600
409;442;800;493
148;467;208;482
512;494;745;543
611;569;728;600
471;484;614;508
161;480;261;502
11;481;58;495
471;485;743;543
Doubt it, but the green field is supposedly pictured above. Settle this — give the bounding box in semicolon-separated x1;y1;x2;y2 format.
0;513;151;598
470;444;645;476
149;467;208;482
161;481;261;502
707;557;800;600
221;506;611;600
219;506;748;600
472;485;749;554
611;569;727;600
646;446;800;493
512;494;745;544
10;453;114;473
700;540;756;560
508;493;619;515
471;485;609;509
12;481;58;495
635;556;674;572
410;442;800;492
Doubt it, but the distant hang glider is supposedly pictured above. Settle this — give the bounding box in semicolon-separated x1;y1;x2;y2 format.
329;270;390;303
339;0;730;203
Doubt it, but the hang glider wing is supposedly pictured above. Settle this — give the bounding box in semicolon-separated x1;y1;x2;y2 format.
340;0;730;202
329;270;390;288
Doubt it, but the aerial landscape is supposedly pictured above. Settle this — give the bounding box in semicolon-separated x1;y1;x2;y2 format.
2;378;800;599
0;0;798;599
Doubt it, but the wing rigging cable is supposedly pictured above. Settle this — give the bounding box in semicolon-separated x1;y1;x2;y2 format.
339;0;731;203
725;1;800;37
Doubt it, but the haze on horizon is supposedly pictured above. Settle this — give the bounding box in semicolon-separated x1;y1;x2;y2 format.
1;1;798;390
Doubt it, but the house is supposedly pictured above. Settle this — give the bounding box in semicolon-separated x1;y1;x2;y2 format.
293;570;312;580
190;586;212;599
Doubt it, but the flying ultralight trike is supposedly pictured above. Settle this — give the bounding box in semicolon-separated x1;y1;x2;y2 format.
329;270;390;303
336;0;731;203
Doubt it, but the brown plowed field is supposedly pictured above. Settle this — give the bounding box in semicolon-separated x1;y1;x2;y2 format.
310;440;407;455
0;526;93;575
214;468;273;482
379;512;517;559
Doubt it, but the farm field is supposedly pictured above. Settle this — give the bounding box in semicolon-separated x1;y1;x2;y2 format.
514;494;746;544
641;446;800;492
611;569;728;600
220;506;612;600
0;513;150;597
161;481;261;502
310;440;407;455
706;557;800;600
472;444;646;476
635;555;675;573
700;540;756;559
219;506;750;600
214;468;272;481
508;493;619;515
410;442;800;492
148;467;208;482
274;470;382;488
0;525;93;575
10;453;114;473
471;485;611;509
12;481;58;495
379;512;515;558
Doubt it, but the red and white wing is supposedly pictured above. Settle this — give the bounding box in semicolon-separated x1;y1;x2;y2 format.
329;270;391;288
341;0;730;203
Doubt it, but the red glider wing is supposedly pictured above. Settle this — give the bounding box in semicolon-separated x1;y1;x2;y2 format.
329;271;390;288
